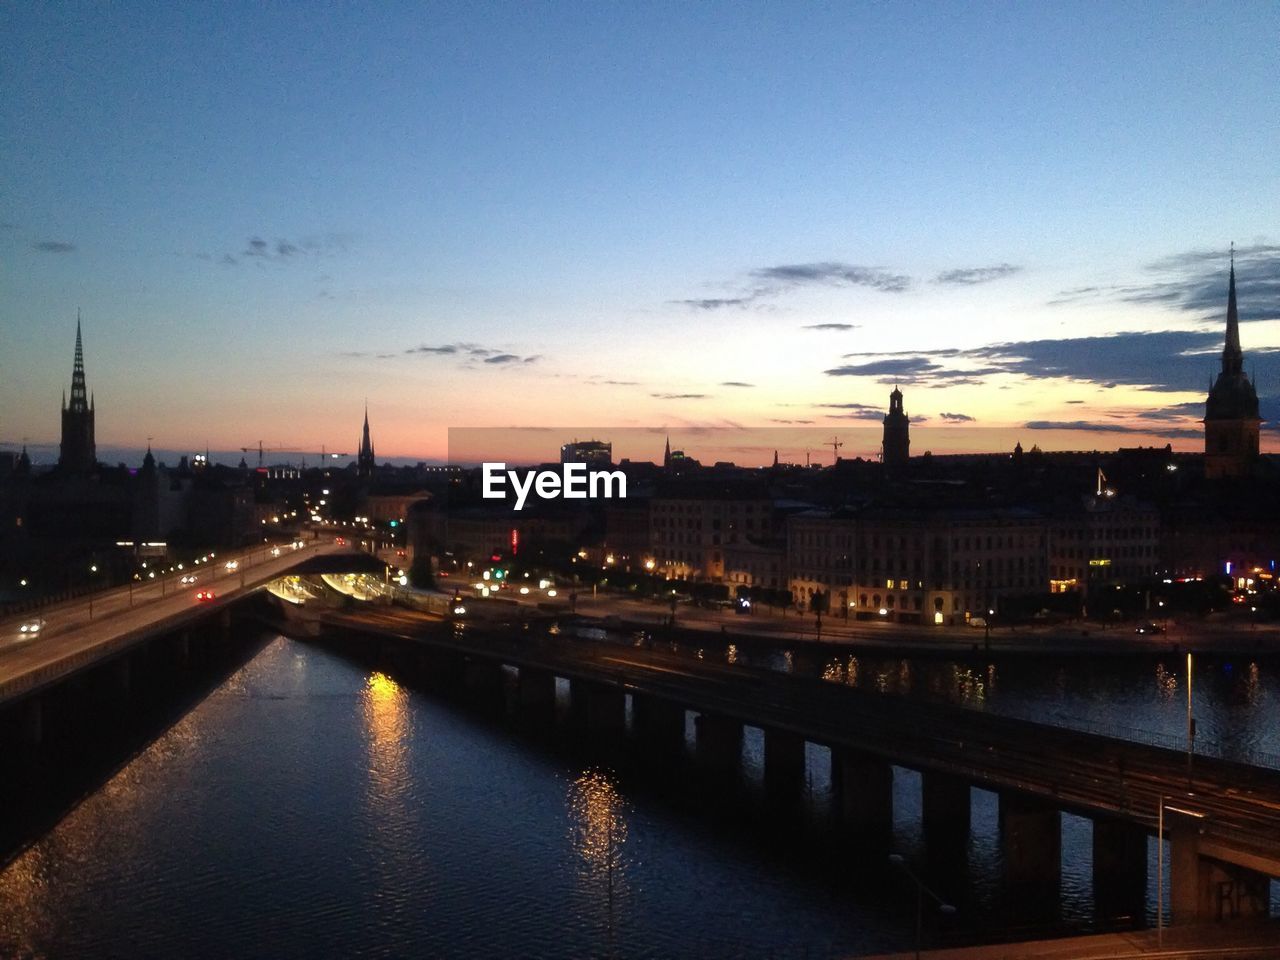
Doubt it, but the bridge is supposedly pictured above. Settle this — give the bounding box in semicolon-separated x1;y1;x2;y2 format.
320;606;1280;929
0;538;386;719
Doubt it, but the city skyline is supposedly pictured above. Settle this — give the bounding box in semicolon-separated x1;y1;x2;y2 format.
3;3;1280;459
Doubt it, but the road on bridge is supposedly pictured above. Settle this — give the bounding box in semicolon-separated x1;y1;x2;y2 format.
0;538;358;705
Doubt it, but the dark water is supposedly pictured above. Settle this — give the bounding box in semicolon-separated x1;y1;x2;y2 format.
2;632;1276;958
0;636;905;959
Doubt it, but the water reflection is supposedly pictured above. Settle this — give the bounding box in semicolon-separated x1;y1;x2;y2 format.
362;671;412;795
568;769;629;876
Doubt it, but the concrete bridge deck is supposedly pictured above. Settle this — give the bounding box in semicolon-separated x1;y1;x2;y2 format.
0;540;379;706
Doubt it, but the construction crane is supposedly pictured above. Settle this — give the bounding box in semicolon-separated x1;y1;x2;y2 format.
826;436;843;462
241;442;350;469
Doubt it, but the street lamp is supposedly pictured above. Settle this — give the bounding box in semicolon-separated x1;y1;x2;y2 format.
1186;651;1195;791
889;853;956;960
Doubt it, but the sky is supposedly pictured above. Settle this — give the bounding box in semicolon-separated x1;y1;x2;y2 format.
3;1;1279;466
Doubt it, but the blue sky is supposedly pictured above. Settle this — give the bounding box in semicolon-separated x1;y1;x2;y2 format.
3;2;1278;462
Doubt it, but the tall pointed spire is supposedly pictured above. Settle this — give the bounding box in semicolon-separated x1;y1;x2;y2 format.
663;435;671;469
1204;248;1261;478
1223;243;1242;375
69;311;89;413
357;403;376;478
59;314;97;472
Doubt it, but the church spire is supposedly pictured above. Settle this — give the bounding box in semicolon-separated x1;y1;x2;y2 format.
357;404;376;478
1223;243;1242;375
69;312;89;413
59;314;97;472
663;435;671;469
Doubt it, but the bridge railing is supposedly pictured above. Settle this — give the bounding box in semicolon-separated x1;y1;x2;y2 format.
1030;709;1280;771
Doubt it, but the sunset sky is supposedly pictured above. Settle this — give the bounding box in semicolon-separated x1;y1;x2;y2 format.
3;2;1279;466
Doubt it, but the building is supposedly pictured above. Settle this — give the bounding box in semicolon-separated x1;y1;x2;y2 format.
59;318;96;474
1047;493;1160;595
786;506;1048;625
882;387;909;468
561;439;613;466
650;481;773;580
357;406;376;479
1204;256;1261;479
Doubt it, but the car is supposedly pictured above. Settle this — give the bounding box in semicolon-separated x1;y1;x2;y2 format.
18;617;46;638
180;574;198;586
968;616;987;628
1134;622;1165;635
195;590;216;602
335;537;346;545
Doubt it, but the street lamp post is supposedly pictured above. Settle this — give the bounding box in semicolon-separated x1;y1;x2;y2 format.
889;853;956;960
1186;651;1195;791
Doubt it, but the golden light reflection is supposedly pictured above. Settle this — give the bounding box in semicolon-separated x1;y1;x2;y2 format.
726;643;739;665
362;670;412;799
1155;663;1177;701
567;769;630;907
951;665;988;705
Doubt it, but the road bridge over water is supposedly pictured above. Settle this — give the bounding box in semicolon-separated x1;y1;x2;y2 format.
322;606;1280;928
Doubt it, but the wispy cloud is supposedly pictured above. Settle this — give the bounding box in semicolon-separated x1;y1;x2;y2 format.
823;323;1280;392
673;260;911;311
1024;420;1203;440
825;357;938;378
671;297;756;310
33;240;75;253
720;381;754;388
803;323;858;331
934;263;1021;286
824;357;1006;384
753;262;911;293
212;233;351;266
347;341;539;367
1049;243;1280;322
940;412;975;422
652;392;710;400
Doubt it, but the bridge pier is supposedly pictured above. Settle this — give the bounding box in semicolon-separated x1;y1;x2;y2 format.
1092;817;1147;921
1170;818;1272;924
999;792;1061;892
695;713;743;781
763;728;806;809
17;695;44;746
111;656;133;698
632;693;686;756
832;750;893;850
516;668;557;726
569;679;625;736
422;649;465;695
921;771;971;850
463;658;506;708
